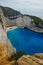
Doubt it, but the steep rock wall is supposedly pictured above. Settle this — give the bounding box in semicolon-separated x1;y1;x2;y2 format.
0;23;16;55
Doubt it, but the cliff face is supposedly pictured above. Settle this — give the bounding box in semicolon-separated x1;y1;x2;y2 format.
0;6;43;32
0;7;16;54
0;6;21;17
16;16;33;28
0;22;16;55
0;44;15;65
16;16;43;33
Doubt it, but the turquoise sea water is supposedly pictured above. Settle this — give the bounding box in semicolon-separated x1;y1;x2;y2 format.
7;28;43;55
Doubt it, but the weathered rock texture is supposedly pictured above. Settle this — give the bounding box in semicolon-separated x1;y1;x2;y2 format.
0;44;15;65
0;8;16;55
0;6;43;33
17;54;43;65
0;21;16;55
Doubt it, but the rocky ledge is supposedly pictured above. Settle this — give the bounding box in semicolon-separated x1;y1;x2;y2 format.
0;43;43;65
17;54;43;65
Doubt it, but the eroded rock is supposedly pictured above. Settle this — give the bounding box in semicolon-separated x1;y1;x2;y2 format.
17;54;43;65
0;44;15;65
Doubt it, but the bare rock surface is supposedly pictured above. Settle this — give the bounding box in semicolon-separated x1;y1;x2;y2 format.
17;54;43;65
0;23;16;55
0;44;15;65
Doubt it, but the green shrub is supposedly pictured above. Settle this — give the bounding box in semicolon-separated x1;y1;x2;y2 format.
24;15;43;27
8;52;26;61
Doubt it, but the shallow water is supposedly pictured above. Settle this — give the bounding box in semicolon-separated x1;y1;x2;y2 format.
7;28;43;55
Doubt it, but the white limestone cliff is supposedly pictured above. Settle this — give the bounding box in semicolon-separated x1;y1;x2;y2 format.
0;22;16;55
0;8;16;55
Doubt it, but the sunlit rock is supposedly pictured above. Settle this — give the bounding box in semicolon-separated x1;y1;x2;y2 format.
0;44;15;65
17;54;43;65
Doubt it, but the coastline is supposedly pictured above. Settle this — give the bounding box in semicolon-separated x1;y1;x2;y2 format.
6;25;43;34
0;23;16;55
6;26;18;32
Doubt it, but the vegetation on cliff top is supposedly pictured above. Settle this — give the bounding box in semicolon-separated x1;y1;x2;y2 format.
24;15;43;28
30;16;43;27
0;6;21;17
0;6;43;28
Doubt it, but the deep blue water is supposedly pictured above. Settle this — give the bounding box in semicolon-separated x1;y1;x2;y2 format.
7;28;43;55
